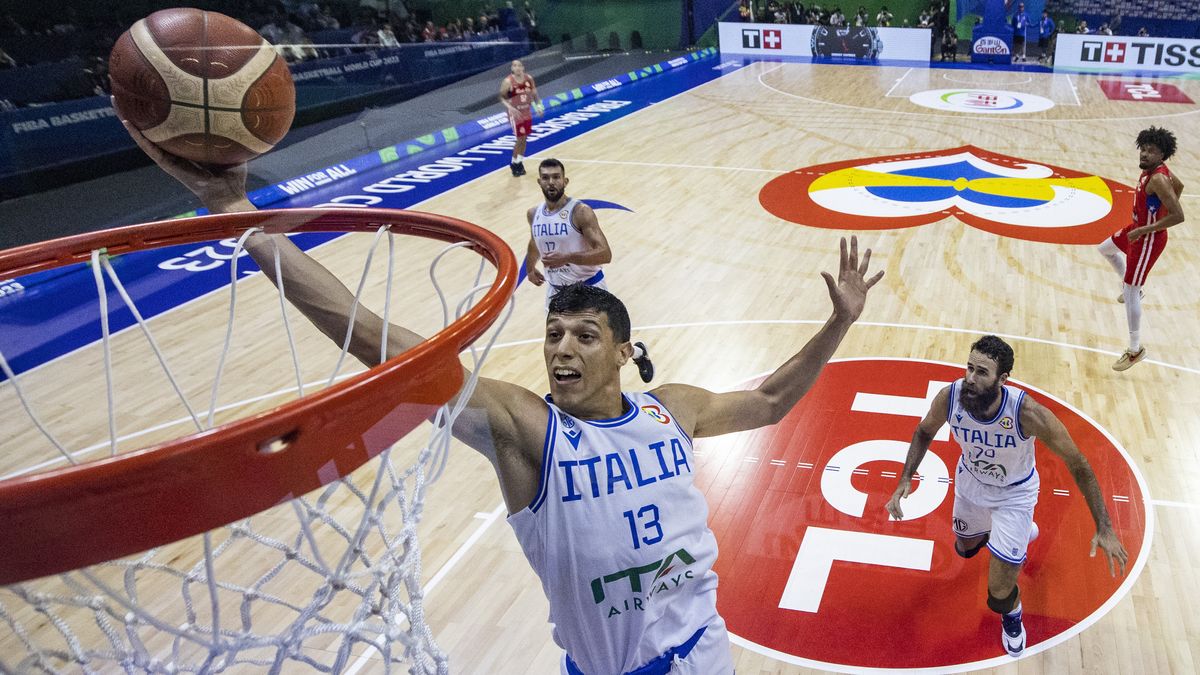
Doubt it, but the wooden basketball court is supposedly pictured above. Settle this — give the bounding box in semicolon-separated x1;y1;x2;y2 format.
2;60;1198;673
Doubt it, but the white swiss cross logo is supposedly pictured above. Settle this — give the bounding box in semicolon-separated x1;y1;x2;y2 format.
763;29;782;49
1103;42;1126;62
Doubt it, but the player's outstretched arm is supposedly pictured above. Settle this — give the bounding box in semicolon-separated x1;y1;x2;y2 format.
654;236;884;439
118;113;549;493
1019;396;1128;576
885;386;950;520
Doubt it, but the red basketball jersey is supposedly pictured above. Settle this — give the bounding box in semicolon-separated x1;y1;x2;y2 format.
1133;163;1172;228
507;74;534;111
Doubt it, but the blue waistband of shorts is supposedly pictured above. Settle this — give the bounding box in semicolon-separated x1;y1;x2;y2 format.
565;625;707;675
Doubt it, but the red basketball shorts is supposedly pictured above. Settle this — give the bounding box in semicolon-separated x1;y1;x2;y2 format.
1111;224;1167;286
509;108;532;137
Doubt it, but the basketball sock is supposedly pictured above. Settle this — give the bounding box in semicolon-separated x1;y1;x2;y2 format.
1005;601;1023;619
632;343;645;360
1124;284;1142;350
516;154;524;162
1098;238;1125;277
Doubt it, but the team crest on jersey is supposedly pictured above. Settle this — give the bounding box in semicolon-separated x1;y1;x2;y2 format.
758;146;1133;244
999;416;1014;430
641;405;671;424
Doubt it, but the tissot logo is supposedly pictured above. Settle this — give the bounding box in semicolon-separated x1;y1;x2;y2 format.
1075;37;1200;67
741;28;782;50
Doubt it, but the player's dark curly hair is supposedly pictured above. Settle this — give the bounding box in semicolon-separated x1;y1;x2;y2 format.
539;158;566;174
548;283;631;344
1137;127;1177;161
970;335;1014;377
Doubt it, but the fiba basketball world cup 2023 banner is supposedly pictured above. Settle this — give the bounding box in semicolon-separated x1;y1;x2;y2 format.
717;22;932;63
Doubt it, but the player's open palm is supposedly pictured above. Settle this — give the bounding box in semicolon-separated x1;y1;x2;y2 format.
885;479;911;520
822;236;884;322
114;96;248;205
1090;528;1128;577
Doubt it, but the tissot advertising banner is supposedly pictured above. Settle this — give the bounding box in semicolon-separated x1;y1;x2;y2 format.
718;22;932;62
1055;33;1200;73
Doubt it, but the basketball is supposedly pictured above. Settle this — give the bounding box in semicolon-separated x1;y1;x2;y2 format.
109;8;295;166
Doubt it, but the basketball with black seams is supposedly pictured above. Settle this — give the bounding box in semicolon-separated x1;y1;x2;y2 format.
109;8;295;166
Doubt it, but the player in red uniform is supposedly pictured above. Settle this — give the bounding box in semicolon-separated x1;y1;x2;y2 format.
499;59;540;176
1098;127;1186;371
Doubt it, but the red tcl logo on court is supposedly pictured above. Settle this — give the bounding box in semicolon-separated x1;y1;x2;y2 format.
695;359;1147;670
1099;79;1195;104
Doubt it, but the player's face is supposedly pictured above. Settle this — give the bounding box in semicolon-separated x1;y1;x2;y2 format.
544;311;626;413
511;60;525;77
961;351;1007;416
538;168;568;202
1138;143;1164;170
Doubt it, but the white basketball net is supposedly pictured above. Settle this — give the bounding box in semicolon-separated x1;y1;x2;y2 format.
0;226;513;674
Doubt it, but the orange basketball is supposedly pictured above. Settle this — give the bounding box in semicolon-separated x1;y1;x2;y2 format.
109;8;295;166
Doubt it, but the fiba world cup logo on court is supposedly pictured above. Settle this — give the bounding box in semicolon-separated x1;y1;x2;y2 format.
759;146;1134;244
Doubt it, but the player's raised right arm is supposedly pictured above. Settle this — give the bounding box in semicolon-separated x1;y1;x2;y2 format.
885;386;950;520
118;113;546;476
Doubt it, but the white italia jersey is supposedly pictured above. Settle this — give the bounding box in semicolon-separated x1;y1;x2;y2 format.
531;198;605;289
507;392;722;674
947;379;1037;488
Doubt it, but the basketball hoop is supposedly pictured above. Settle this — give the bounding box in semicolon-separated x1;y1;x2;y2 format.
0;208;516;673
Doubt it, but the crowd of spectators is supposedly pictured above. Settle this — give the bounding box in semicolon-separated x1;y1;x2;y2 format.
0;1;539;110
742;0;946;29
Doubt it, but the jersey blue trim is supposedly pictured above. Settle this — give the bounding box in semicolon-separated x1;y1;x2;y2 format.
582;269;605;286
947;381;957;421
645;391;693;445
1014;390;1030;441
529;404;557;513
583;394;639;428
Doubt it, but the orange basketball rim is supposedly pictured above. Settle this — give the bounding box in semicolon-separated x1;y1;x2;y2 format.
0;208;517;585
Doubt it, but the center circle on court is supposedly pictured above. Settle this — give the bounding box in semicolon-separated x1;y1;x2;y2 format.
909;88;1055;114
695;357;1148;672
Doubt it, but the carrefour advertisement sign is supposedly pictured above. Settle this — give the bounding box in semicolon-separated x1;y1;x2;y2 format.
718;22;932;62
1055;33;1200;73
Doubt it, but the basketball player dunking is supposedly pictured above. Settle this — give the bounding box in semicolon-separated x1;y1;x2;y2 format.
122;115;884;675
886;336;1127;657
499;59;539;176
1097;127;1186;371
523;158;655;383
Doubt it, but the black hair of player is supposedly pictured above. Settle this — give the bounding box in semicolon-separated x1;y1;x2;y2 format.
970;335;1014;377
548;283;631;344
1136;127;1177;161
539;158;566;175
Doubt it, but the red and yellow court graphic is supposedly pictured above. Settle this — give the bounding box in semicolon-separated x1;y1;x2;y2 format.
695;358;1149;671
759;146;1134;244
